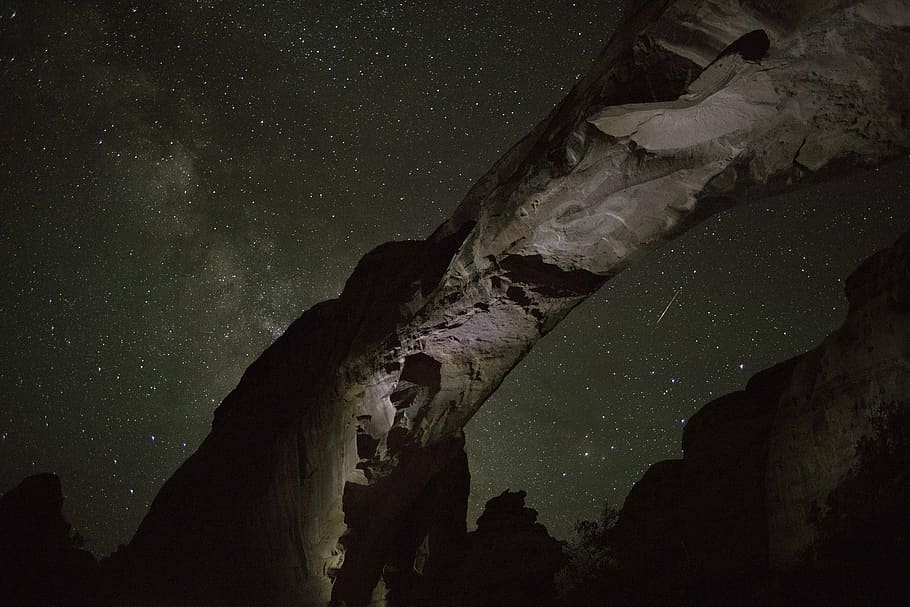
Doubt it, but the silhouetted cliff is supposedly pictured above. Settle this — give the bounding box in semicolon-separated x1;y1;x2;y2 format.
561;229;910;606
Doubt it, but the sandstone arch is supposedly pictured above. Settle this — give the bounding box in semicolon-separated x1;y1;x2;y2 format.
108;1;910;605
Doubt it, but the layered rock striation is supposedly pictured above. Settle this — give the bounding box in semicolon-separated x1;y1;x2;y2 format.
96;1;910;605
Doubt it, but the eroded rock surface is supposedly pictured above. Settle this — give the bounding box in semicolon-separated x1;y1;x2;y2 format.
104;1;910;605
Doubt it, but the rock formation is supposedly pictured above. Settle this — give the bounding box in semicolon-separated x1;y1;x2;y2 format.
386;489;565;607
603;229;910;606
8;220;909;607
0;474;101;607
93;1;909;605
451;490;566;607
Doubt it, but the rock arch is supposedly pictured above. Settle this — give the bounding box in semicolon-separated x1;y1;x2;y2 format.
107;1;910;605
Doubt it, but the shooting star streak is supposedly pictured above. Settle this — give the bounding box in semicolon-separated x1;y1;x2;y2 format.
656;288;681;325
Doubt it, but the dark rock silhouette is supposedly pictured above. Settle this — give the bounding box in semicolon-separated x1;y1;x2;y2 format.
605;360;795;605
571;229;910;606
0;474;100;607
387;488;565;607
454;490;566;607
379;447;471;606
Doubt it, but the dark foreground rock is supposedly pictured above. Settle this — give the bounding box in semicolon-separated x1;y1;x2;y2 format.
455;490;566;607
581;229;910;606
0;474;101;607
389;489;565;607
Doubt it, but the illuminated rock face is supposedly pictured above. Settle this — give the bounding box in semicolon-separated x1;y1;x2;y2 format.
109;1;910;605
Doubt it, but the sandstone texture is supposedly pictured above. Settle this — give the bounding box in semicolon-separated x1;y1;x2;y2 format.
92;1;910;605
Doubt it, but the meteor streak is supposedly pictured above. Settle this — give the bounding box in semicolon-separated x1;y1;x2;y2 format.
656;288;681;324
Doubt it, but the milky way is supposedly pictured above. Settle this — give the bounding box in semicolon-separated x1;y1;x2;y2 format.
1;1;908;554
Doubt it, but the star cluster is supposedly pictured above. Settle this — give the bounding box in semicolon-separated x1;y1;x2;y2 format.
1;1;907;554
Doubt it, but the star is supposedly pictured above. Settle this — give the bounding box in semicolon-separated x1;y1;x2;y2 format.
3;0;909;556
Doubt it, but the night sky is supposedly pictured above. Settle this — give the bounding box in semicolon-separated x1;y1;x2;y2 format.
1;1;908;556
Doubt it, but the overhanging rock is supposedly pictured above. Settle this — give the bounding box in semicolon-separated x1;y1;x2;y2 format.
107;2;910;605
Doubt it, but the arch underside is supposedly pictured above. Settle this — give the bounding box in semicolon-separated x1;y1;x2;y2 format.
109;1;910;605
